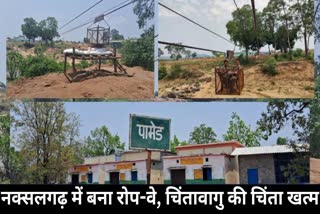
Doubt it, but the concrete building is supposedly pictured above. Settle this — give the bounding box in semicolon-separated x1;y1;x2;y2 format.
232;145;309;184
163;141;244;184
68;151;173;184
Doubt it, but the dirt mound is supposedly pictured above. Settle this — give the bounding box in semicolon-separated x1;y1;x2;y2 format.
159;60;314;99
7;65;154;100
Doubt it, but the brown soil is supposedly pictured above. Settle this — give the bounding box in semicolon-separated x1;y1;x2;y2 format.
159;60;315;99
7;65;154;100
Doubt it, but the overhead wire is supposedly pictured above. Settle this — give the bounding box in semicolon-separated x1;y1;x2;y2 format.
159;41;225;53
59;0;104;30
61;0;139;35
158;2;236;46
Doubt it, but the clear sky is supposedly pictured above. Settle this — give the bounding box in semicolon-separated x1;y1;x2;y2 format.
64;102;296;149
0;0;152;41
159;0;315;56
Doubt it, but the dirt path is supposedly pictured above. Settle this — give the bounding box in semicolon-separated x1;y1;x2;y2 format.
7;66;154;100
160;60;314;99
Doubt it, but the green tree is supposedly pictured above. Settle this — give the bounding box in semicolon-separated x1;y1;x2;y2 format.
191;52;197;58
133;0;154;29
38;17;59;44
7;51;23;81
111;29;124;40
121;27;154;71
170;135;188;153
226;5;264;60
83;125;124;157
267;0;293;51
275;25;298;53
189;124;217;145
21;18;39;43
164;44;186;60
291;0;314;57
277;137;288;145
262;6;277;54
12;102;81;184
257;93;318;182
158;48;164;58
184;50;192;59
223;112;264;147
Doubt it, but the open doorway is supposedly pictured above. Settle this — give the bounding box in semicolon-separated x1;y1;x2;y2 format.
110;172;120;185
171;169;186;184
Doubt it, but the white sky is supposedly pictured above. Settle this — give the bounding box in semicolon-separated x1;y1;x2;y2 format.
159;0;315;55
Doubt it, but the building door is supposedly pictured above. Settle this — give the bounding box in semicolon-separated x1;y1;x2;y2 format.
171;169;186;184
87;173;93;184
247;168;259;184
110;172;120;185
203;168;212;181
71;174;79;185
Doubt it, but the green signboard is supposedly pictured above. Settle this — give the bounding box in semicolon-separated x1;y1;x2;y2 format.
129;114;171;151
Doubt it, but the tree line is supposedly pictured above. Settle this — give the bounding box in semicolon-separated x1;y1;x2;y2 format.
21;17;59;44
226;0;313;60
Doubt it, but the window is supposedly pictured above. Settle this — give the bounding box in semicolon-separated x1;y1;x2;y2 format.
87;173;93;184
202;168;212;181
176;160;180;164
205;158;209;162
131;171;138;181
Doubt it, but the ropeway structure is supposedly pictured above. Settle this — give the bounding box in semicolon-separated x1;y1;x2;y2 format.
59;0;139;82
158;0;258;95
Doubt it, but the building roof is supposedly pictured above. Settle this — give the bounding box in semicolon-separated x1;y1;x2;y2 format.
231;145;304;156
176;141;244;151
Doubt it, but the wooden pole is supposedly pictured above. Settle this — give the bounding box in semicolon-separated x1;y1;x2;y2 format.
64;54;67;75
147;150;151;184
251;0;260;56
72;47;76;73
98;57;101;70
113;47;117;73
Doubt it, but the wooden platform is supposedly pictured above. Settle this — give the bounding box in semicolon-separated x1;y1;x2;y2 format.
64;48;134;83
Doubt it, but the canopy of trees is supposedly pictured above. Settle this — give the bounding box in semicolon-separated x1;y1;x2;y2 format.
189;124;217;145
12;102;81;184
223;112;265;147
121;27;154;71
227;0;314;58
83;125;125;157
111;29;124;40
21;17;59;44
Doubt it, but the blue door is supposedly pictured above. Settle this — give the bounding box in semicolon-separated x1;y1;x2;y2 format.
87;173;93;184
247;168;259;184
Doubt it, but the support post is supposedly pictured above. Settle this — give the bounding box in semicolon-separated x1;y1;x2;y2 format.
147;150;151;184
98;57;101;70
113;47;117;73
72;47;76;73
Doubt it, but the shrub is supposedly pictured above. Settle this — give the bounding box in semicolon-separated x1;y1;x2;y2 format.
293;48;304;58
288;50;293;61
7;51;23;81
159;65;167;80
262;58;278;76
76;60;92;69
34;44;46;56
20;55;67;77
167;64;185;80
237;54;248;65
274;54;279;61
308;51;314;61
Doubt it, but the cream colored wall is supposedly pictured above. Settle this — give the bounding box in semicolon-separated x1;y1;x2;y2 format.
177;146;234;156
84;155;115;164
